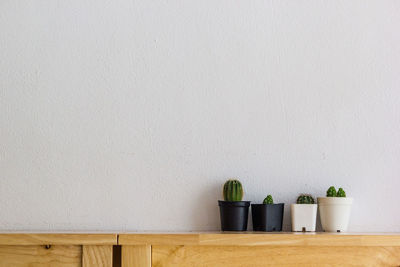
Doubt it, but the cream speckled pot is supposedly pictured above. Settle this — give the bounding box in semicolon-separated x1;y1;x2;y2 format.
318;197;353;232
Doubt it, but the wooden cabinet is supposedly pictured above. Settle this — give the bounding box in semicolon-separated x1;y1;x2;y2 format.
0;234;117;267
119;233;400;267
1;233;400;266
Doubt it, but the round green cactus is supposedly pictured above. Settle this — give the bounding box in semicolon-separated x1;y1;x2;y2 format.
337;187;346;197
263;195;274;204
223;179;243;201
296;194;315;204
326;186;337;197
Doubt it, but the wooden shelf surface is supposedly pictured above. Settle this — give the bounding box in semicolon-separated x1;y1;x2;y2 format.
0;233;118;245
118;232;400;247
1;232;399;247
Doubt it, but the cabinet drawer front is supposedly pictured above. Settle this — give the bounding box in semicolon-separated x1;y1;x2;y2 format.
152;245;400;267
0;245;81;267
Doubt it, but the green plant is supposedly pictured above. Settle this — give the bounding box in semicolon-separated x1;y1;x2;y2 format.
296;194;315;204
337;188;346;197
326;186;337;197
263;195;274;204
223;179;243;201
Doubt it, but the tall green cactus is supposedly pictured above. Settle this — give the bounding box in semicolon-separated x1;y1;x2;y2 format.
296;194;315;204
263;195;274;204
223;179;243;201
326;186;337;197
337;188;346;197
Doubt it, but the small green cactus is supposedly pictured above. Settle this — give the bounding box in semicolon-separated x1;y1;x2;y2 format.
326;186;337;197
337;187;346;197
296;194;315;204
263;195;274;204
223;179;243;201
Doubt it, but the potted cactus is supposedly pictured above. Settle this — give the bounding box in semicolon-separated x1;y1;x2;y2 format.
218;179;250;231
291;194;318;232
318;186;353;232
251;195;284;231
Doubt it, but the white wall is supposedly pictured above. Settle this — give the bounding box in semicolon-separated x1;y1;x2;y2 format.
1;0;399;232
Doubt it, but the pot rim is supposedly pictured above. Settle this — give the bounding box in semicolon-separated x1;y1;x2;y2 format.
291;203;318;206
218;200;251;207
317;197;353;205
251;203;284;206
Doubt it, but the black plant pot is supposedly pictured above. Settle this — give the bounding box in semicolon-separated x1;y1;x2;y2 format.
218;200;251;231
251;203;284;232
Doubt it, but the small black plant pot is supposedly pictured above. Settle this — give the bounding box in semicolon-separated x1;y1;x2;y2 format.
251;203;284;232
218;200;251;231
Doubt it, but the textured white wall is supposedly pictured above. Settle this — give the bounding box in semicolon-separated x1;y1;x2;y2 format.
1;0;399;232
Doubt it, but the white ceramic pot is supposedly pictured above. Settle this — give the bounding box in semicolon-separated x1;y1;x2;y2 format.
318;197;353;232
290;204;318;232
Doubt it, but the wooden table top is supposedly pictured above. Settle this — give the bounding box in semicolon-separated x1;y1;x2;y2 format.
118;232;400;246
0;233;118;245
1;232;400;246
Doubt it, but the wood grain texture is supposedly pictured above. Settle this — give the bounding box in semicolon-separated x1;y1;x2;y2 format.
118;232;400;247
122;245;151;267
152;245;400;267
82;245;113;267
0;245;82;267
0;234;117;245
119;234;199;246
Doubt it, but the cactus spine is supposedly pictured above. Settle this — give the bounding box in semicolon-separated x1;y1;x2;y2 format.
326;186;337;197
296;194;315;204
337;187;346;197
263;195;274;204
223;179;243;201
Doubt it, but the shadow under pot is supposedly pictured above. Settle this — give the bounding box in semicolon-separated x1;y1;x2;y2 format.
251;203;284;232
218;200;251;231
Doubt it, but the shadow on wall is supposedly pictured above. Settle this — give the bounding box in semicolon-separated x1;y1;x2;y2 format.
281;204;292;231
316;208;323;232
190;180;222;231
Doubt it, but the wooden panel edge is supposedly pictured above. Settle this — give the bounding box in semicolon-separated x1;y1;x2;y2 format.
118;233;400;247
118;234;200;246
0;234;118;245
